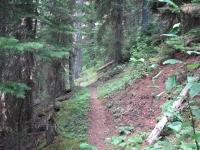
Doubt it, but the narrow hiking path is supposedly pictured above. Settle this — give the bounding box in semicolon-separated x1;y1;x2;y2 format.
88;86;107;150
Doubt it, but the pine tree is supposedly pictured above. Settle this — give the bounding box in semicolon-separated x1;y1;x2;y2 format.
0;0;77;147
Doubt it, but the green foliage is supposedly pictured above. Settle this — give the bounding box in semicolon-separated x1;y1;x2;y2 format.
41;88;90;149
169;23;181;34
162;23;181;36
108;64;125;78
98;63;149;98
168;121;182;132
186;77;200;98
165;36;185;51
130;58;145;64
161;99;175;113
191;105;200;121
130;35;157;60
165;75;177;91
0;81;30;98
145;101;200;150
59;88;90;140
154;68;200;150
187;51;200;55
0;37;43;53
105;133;146;150
104;61;199;149
79;143;98;150
159;0;178;8
105;136;127;146
192;133;200;140
163;59;182;64
107;101;114;109
118;125;134;135
75;68;98;87
187;63;200;69
103;0;200;149
191;0;200;3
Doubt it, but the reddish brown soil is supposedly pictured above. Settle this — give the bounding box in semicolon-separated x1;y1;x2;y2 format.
87;54;200;150
88;87;116;150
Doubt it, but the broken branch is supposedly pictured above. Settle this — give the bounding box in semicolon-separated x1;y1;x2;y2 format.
146;86;188;144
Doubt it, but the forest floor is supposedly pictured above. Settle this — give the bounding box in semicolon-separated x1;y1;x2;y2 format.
35;53;199;150
87;53;200;150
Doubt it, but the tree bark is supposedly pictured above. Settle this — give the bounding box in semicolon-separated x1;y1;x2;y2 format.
74;0;83;79
141;0;151;31
23;15;35;132
0;91;6;129
69;52;75;90
113;0;123;65
45;112;57;146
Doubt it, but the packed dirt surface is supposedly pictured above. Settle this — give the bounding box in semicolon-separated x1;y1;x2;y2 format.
88;87;112;149
87;53;200;150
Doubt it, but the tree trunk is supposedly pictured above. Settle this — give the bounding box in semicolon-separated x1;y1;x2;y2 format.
74;0;83;79
0;91;6;129
45;112;57;146
23;15;35;133
113;0;123;65
141;0;151;31
69;52;75;90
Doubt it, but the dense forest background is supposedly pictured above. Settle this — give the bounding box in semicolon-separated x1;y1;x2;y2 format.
0;0;200;149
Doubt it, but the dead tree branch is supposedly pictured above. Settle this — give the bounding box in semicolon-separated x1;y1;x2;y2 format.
146;86;188;144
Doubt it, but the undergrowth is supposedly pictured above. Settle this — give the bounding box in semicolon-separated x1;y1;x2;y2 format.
97;62;151;99
75;68;98;87
104;58;200;150
37;88;90;150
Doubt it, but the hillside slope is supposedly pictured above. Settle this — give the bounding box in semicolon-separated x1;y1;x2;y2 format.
89;53;200;149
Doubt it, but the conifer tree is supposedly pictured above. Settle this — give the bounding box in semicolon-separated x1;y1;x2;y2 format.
94;0;124;65
0;0;77;147
0;0;41;148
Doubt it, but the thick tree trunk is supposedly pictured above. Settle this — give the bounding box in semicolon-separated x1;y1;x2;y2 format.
113;0;123;65
74;0;83;79
141;0;151;31
21;15;35;133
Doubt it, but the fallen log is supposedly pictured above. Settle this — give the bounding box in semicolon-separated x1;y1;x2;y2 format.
56;94;72;101
97;60;114;72
146;86;188;144
185;36;200;47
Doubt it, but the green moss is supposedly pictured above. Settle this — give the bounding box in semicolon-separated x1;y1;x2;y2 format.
37;88;90;150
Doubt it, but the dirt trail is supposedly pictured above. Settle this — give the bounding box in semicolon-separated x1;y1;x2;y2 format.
88;86;107;150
